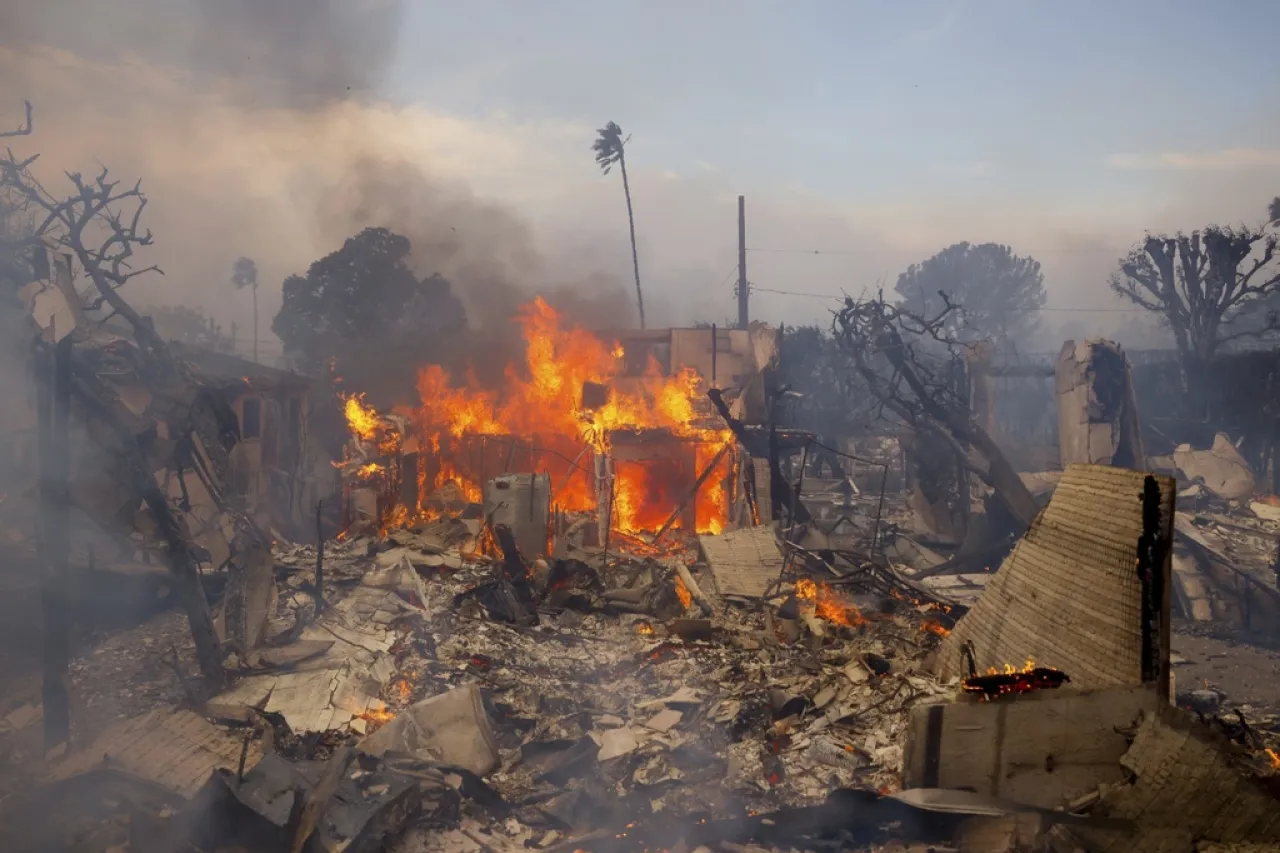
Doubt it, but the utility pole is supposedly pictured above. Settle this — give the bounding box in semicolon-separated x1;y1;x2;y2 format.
38;330;73;751
737;195;749;329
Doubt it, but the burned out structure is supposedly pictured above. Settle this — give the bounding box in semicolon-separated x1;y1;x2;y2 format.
168;342;334;536
339;315;785;549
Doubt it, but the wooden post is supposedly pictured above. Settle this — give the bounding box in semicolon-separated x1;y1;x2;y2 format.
737;196;748;329
314;499;325;614
39;335;73;750
710;323;718;387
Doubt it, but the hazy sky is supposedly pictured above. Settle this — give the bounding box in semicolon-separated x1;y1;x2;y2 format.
3;0;1279;351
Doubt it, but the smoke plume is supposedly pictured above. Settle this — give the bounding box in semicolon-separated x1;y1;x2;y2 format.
0;0;634;354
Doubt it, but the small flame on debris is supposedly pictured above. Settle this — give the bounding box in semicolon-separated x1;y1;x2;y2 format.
794;578;867;627
393;678;413;701
635;622;655;635
989;658;1038;675
920;620;951;637
1266;748;1280;770
965;658;1070;700
674;575;693;610
357;708;396;729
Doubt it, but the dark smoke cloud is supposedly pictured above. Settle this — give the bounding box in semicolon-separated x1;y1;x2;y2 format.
1;0;404;109
316;156;635;331
190;0;405;107
0;0;636;350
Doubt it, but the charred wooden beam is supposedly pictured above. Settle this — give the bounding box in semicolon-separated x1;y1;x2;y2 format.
37;336;73;750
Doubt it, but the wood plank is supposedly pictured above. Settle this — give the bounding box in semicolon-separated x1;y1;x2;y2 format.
903;685;1161;809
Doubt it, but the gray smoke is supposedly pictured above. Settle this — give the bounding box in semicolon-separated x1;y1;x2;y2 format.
0;0;634;342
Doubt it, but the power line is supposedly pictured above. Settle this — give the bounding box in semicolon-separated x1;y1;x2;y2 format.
747;246;1127;257
750;285;1150;313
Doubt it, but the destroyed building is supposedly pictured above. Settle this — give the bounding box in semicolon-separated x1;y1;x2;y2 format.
169;341;336;536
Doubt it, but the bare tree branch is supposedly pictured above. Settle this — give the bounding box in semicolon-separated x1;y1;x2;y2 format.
832;291;1039;530
1111;226;1280;405
0;101;33;139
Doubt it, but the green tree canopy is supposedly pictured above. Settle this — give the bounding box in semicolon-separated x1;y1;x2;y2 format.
273;227;467;401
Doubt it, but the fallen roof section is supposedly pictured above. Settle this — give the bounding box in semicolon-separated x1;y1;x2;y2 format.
1057;706;1280;853
935;464;1175;691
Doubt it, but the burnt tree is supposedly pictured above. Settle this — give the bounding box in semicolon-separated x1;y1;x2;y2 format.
833;292;1039;572
0;101;227;688
1110;228;1280;414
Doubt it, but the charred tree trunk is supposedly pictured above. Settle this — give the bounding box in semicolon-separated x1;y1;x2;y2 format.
37;336;73;750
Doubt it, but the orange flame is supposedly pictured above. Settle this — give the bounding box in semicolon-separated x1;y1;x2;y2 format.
357;707;396;730
920;620;951;637
987;658;1038;675
674;574;693;610
353;298;732;535
794;578;867;627
635;622;655;635
1266;748;1280;770
344;393;381;443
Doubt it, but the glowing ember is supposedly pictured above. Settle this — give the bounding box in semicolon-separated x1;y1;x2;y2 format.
393;678;413;702
635;622;655;635
674;575;693;610
1267;748;1280;770
794;578;867;627
920;619;951;637
963;658;1070;700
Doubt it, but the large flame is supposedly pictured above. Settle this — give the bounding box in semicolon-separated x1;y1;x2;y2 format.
395;298;732;535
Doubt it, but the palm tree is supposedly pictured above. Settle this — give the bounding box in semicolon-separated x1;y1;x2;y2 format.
231;256;259;362
592;121;645;329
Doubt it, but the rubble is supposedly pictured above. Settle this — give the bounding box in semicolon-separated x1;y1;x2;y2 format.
1175;434;1257;501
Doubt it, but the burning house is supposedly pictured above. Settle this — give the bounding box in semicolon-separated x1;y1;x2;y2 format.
336;299;779;548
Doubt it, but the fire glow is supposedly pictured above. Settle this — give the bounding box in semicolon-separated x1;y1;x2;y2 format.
673;575;693;610
962;658;1070;700
794;578;867;628
344;298;735;536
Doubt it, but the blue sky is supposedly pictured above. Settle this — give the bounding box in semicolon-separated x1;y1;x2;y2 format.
387;0;1280;205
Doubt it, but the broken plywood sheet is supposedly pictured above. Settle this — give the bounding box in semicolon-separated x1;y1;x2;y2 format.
918;572;992;606
1058;708;1280;853
1174;433;1256;500
358;683;499;776
751;457;773;523
48;708;262;798
210;584;405;732
935;464;1174;690
902;685;1161;809
699;525;783;598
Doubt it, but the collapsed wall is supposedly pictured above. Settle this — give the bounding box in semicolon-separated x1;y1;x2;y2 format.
935;464;1175;694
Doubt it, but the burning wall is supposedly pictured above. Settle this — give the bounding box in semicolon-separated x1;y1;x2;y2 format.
339;298;749;539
